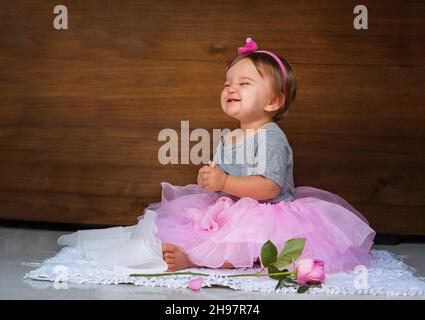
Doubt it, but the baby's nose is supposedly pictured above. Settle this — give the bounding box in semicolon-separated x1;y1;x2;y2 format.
228;84;238;93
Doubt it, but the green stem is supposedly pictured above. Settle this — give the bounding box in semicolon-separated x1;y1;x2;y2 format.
130;271;295;278
227;271;294;278
130;271;209;277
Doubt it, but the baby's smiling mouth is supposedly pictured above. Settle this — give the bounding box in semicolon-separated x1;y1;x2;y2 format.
227;98;241;103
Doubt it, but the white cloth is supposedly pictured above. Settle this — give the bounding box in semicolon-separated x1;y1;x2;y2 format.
57;210;167;275
24;210;425;296
24;247;425;296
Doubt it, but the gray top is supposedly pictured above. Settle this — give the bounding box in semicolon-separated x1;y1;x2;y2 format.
213;122;295;203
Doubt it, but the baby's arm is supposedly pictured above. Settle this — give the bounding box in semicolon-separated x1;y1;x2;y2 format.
201;161;280;201
222;175;281;201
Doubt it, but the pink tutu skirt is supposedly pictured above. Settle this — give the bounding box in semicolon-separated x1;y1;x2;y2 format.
141;182;376;273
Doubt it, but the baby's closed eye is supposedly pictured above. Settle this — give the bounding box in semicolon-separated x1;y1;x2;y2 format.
223;82;251;87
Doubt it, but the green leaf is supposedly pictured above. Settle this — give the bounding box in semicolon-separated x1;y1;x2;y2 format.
271;238;306;270
297;285;310;294
280;277;298;285
267;265;287;280
260;240;278;267
275;279;285;291
274;277;297;290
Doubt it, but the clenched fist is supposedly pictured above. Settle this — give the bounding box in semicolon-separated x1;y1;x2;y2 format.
197;164;228;192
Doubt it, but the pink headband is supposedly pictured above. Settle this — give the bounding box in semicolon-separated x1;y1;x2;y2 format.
237;37;288;95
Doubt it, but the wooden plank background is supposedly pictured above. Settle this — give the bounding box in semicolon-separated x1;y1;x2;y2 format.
0;0;424;235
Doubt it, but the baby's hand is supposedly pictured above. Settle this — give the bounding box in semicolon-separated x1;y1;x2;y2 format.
197;163;228;192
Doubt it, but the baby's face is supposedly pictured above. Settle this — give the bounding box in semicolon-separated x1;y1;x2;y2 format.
221;58;276;123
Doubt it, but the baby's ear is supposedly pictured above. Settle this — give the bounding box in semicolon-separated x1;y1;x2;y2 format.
277;93;286;109
264;93;285;112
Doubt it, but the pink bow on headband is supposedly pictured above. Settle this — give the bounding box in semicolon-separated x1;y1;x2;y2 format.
237;37;258;55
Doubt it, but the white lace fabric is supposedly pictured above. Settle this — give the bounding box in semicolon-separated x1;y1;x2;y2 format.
24;247;425;296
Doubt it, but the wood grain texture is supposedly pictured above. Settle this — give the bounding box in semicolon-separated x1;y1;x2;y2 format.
0;0;424;234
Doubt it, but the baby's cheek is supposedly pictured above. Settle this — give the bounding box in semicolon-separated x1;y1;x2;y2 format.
221;93;228;104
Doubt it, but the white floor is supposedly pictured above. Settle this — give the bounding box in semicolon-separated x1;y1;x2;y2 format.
1;224;424;300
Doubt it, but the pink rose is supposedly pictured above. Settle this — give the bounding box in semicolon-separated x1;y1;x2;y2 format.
188;277;204;291
295;259;326;285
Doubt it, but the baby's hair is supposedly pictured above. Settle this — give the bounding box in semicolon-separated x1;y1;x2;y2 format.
225;52;297;123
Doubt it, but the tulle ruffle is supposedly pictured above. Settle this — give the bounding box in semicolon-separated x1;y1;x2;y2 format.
141;182;376;273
